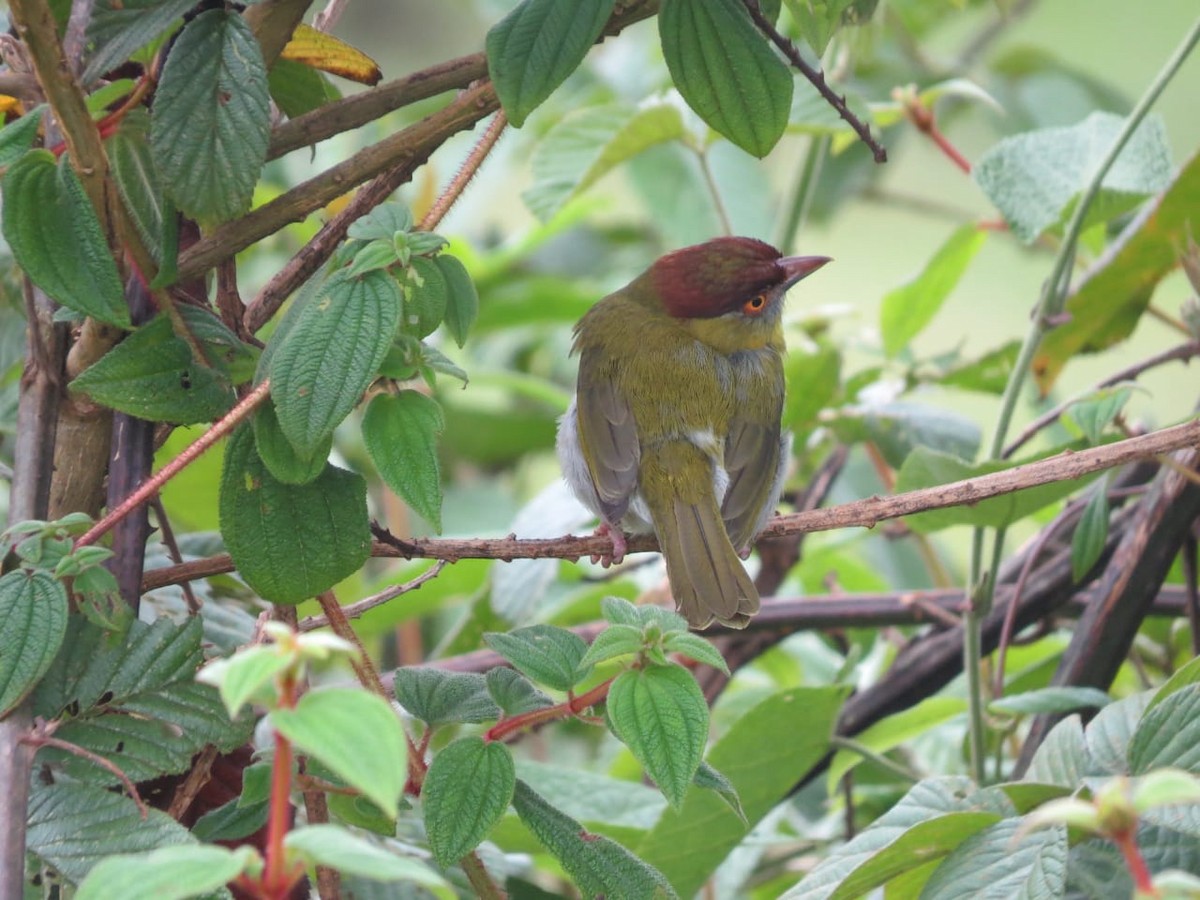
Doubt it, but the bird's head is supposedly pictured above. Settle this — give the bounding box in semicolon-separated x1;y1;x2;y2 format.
644;236;830;351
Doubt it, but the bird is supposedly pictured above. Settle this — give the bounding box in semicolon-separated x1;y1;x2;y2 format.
556;236;830;629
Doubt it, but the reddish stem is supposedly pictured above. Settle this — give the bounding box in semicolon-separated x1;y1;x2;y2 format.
904;100;972;174
261;674;303;899
1113;827;1157;897
484;677;613;744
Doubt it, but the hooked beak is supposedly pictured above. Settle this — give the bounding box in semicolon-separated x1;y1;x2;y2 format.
779;255;832;289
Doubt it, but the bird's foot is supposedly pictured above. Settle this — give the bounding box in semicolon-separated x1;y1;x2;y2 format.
590;521;627;568
736;544;752;561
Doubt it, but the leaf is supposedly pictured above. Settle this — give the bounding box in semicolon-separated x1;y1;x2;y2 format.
918;819;1067;900
1025;715;1089;788
1071;487;1110;583
107;110;168;268
486;668;554;717
347;202;412;240
515;759;667;835
486;0;615;126
1062;386;1132;445
219;426;370;604
76;844;252;900
692;761;745;822
784;0;857;55
662;632;730;675
286;825;450;890
0;106;45;167
251;397;330;486
1149;656;1200;712
659;0;793;157
826;401;981;469
483;625;591;692
637;686;846;897
268;58;342;119
197;644;291;717
269;270;401;457
2;150;129;327
361;391;445;532
279;24;382;85
608;664;708;809
392;668;500;725
577;624;646;668
70;313;236;424
783;342;840;431
990;686;1110;717
780;778;1008;899
975;112;1172;244
0;570;68;717
150;10;270;224
512;779;677;899
1033;149;1200;392
826;696;966;793
938;341;1020;394
83;0;195;82
1085;693;1151;776
880;225;987;357
524;103;685;221
422;736;515;867
1129;684;1200;775
436;254;479;348
26;781;194;884
270;687;407;818
404;257;449;338
894;445;1096;532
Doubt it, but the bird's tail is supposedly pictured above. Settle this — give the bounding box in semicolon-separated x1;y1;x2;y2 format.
641;444;759;629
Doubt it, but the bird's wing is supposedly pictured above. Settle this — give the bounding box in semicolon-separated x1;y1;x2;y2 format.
721;416;786;554
575;351;640;525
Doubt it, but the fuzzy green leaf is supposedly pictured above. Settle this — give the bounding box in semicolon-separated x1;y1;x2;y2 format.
483;625;591;692
436;254;479;348
404;256;448;339
76;843;253;900
84;0;195;82
662;632;729;675
422;736;515;867
486;668;554;717
269;270;401;457
219;426;370;604
1129;684;1200;775
659;0;793;157
486;0;615;126
0;106;45;167
393;668;500;726
150;10;270;224
362;391;445;532
919;819;1067;900
577;624;646;668
608;664;708;809
270;688;407;818
286;825;450;891
1071;487;1111;583
2;150;129;327
0;570;68;717
251;398;330;486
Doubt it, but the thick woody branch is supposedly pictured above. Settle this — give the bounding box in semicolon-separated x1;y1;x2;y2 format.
141;418;1200;592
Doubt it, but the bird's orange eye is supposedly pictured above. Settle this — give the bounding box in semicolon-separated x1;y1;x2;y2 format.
743;293;768;316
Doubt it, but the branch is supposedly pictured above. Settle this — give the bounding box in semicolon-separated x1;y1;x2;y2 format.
141;418;1200;591
741;0;887;163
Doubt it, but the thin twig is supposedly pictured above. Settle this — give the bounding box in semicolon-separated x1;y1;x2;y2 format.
150;497;200;614
167;744;218;820
419;110;507;232
27;733;148;818
740;0;887;163
299;560;446;632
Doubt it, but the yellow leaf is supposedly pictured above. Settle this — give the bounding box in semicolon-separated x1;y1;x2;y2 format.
281;24;382;86
0;95;24;117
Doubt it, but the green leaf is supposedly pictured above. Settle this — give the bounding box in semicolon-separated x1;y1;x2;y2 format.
784;0;857;55
392;668;500;726
76;843;252;900
219;426;370;604
1025;715;1089;788
880;225;987;357
895;444;1097;532
151;10;270;224
403;256;448;338
608;664;708;809
692;761;745;822
1071;486;1110;583
251;397;330;485
826;401;981;469
268;58;341;119
0;106;45;167
1063;386;1132;445
286;825;450;891
1085;693;1151;776
975;111;1172;244
601;595;646;627
524;103;686;221
1149;656;1200;712
782;342;840;431
637;686;846;896
0;570;69;717
483;625;591;692
659;0;793;158
486;0;615;126
71;314;235;424
512;779;678;899
780;778;1008;899
26;781;194;884
662;632;730;675
990;686;1110;717
344;238;400;279
919;819;1067;900
1033;149;1200;392
361;391;445;532
191;796;268;843
827;696;966;793
197;644;292;717
436;254;479;348
937;341;1020;394
422;736;515;867
347;202;412;240
577;624;646;668
83;0;195;82
1129;684;1200;775
270;687;407;818
2;150;130;327
107;109;170;269
486;667;554;717
269;269;401;457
